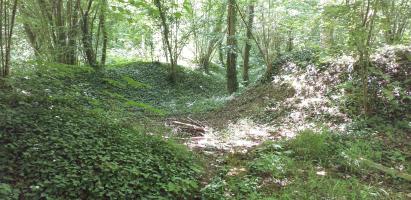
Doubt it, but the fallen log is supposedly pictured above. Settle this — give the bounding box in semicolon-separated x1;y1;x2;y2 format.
171;121;206;134
359;157;411;182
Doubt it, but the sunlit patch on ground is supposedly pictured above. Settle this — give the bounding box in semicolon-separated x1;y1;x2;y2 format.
178;55;360;153
185;118;282;153
267;55;359;136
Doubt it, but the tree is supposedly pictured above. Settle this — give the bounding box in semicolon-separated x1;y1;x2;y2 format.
0;0;18;77
98;0;108;66
226;0;238;94
154;0;176;82
195;0;226;74
20;0;109;69
380;0;411;44
349;0;378;115
152;0;192;83
81;0;97;68
20;0;81;65
236;0;285;82
242;3;254;86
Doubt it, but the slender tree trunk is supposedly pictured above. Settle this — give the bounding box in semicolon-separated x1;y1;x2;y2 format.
155;0;176;83
218;41;225;67
81;0;97;69
242;4;254;86
287;30;293;52
66;0;80;65
200;3;225;74
356;0;376;116
0;0;17;77
235;1;272;83
226;0;238;94
100;0;108;66
361;51;369;115
55;0;66;63
0;0;5;76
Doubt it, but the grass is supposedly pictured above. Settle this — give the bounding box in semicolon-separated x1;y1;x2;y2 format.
200;129;410;199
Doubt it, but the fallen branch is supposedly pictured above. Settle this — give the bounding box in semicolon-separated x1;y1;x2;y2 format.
171;121;206;134
359;157;411;182
186;117;206;127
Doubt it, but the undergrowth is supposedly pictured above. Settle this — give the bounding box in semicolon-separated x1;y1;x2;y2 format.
200;129;410;199
0;63;207;199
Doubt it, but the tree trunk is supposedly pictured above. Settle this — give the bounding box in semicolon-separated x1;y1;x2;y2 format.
81;0;97;69
100;0;108;66
242;4;254;86
287;30;293;52
155;0;177;83
235;1;273;83
200;3;225;74
0;0;18;77
55;0;67;64
226;0;238;94
66;0;81;65
218;41;225;67
360;51;370;115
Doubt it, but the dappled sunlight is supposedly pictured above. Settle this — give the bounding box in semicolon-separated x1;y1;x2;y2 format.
270;58;355;136
185;118;282;153
2;0;410;198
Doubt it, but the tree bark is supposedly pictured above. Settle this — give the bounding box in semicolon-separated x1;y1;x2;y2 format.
99;0;108;66
66;0;81;65
81;0;98;69
286;30;293;52
226;0;238;94
242;4;254;86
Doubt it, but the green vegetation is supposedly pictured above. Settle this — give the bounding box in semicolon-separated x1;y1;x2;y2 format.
201;129;410;199
0;64;207;199
1;0;410;199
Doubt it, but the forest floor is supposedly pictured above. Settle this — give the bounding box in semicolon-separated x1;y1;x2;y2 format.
85;58;411;199
162;48;411;199
1;52;410;199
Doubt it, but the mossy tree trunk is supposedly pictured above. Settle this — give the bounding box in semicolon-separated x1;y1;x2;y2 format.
242;4;254;86
226;0;238;94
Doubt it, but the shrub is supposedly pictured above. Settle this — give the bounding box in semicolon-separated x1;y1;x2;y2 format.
248;154;294;179
287;130;332;162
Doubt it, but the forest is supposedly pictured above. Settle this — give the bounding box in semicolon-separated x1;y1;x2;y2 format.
0;0;410;199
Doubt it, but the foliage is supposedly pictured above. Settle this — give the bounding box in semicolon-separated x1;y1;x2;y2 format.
276;173;390;200
248;150;294;179
287;130;332;163
2;0;411;199
0;63;203;199
338;46;411;122
101;62;227;115
200;173;261;200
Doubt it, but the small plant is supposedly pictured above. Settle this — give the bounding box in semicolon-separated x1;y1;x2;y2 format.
200;177;227;200
248;153;294;179
276;172;393;200
287;130;332;163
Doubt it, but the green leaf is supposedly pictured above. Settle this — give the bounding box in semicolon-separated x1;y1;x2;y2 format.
125;100;164;115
